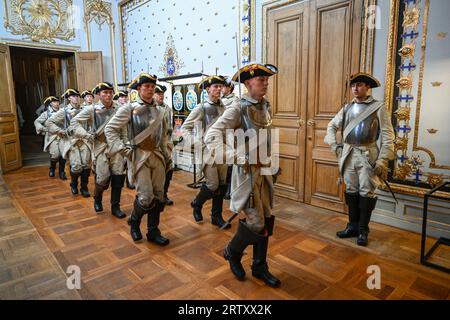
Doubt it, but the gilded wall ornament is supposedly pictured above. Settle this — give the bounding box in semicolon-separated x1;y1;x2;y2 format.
398;43;416;59
159;34;185;77
427;173;443;188
396;76;413;90
3;0;75;43
426;128;438;134
394;107;411;121
436;32;447;39
394;137;408;151
84;0;113;32
402;7;420;29
431;81;442;87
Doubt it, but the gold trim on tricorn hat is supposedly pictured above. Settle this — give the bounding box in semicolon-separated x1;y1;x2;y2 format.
80;90;94;99
128;73;157;90
232;63;278;83
43;96;59;105
349;72;381;88
93;82;114;95
197;75;226;90
63;88;80;99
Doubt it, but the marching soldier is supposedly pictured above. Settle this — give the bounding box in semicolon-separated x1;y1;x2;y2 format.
105;73;171;246
47;89;92;197
81;90;94;108
221;76;239;109
113;90;129;106
34;96;67;180
71;82;127;219
324;72;395;246
204;63;281;288
181;75;230;229
221;77;239;199
154;84;175;206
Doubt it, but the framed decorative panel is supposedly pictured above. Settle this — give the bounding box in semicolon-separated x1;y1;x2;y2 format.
384;0;450;196
118;0;256;82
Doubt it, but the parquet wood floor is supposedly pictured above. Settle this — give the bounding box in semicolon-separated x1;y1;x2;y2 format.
1;165;449;300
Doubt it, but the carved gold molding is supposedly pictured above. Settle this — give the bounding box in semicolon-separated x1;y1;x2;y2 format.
83;0;118;89
384;0;400;116
3;0;75;43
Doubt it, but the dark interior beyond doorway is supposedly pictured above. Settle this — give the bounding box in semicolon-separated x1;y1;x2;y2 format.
9;46;74;166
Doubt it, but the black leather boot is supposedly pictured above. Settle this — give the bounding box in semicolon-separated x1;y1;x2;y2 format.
337;192;360;238
251;216;281;288
79;169;91;198
58;158;67;180
110;175;126;219
211;185;230;229
49;159;58;177
163;169;174;205
147;200;170;246
70;171;80;195
223;220;265;280
128;198;149;242
191;184;215;223
357;196;377;246
224;165;232;200
93;182;107;212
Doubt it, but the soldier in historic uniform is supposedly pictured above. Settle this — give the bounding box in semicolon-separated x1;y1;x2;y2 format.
221;77;239;199
204;63;281;288
324;72;395;246
71;82;127;219
34;96;67;180
221;76;239;109
181;75;230;229
105;73;171;246
154;84;175;206
47;89;92;197
113;90;129;107
81;90;94;108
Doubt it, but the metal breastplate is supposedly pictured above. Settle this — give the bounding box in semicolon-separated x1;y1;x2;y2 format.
129;104;163;151
240;99;273;163
344;103;380;146
94;106;114;142
202;102;221;130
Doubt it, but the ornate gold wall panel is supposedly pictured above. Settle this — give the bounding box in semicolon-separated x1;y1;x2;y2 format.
3;0;75;43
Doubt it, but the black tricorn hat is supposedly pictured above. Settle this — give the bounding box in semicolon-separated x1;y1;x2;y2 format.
198;75;226;90
155;84;167;93
349;72;381;88
232;63;278;83
113;90;128;100
63;88;80;99
43;96;59;106
128;73;158;90
93;82;114;95
80;90;94;99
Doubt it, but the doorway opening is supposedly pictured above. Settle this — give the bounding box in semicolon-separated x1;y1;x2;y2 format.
9;46;76;166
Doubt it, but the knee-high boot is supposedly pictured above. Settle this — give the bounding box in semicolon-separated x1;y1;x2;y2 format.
251;215;281;288
336;192;360;238
191;184;215;223
70;171;81;195
128;197;150;242
93;182;108;212
211;185;230;229
223;220;265;280
110;175;126;219
147;200;170;246
58;157;67;180
163;169;174;205
357;196;377;246
49;159;58;177
80;169;91;198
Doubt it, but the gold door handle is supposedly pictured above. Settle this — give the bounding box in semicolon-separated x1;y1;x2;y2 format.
307;119;316;127
297;119;305;127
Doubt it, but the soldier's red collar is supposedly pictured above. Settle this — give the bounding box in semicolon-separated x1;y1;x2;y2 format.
351;95;375;104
